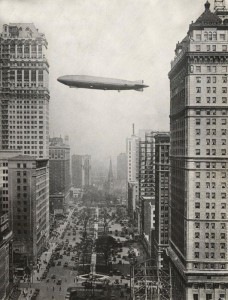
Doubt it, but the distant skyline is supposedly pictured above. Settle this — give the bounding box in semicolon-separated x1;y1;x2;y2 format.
0;0;208;160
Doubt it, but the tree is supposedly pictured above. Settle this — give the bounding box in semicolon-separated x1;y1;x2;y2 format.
100;208;116;234
95;235;119;266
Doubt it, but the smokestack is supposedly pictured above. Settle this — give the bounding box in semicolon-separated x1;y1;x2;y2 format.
132;123;135;135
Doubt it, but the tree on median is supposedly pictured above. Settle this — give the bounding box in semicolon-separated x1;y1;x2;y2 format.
95;235;119;266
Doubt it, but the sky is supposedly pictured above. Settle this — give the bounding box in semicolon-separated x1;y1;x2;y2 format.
0;0;208;164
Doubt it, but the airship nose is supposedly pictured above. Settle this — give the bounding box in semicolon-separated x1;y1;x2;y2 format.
57;76;65;84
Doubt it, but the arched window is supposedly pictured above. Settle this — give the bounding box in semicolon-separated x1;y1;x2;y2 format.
209;32;212;41
204;32;208;41
213;32;217;41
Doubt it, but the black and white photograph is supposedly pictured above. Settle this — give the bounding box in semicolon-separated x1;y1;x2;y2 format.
0;0;228;299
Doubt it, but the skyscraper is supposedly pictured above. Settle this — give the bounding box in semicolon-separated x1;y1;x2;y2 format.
126;125;139;182
169;2;228;299
0;23;50;158
72;155;91;188
49;137;70;214
153;133;170;269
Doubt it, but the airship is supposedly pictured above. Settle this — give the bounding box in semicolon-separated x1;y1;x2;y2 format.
57;75;149;92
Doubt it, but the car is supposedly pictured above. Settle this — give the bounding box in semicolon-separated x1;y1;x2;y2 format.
64;262;68;267
57;279;62;285
57;261;61;266
51;274;56;279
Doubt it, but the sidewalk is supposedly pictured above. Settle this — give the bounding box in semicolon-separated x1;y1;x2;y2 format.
32;210;74;284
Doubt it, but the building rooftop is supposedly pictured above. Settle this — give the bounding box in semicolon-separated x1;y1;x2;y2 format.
2;23;46;39
189;1;226;32
8;155;48;162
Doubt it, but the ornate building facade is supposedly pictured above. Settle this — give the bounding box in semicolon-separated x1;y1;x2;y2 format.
0;23;49;158
169;2;228;299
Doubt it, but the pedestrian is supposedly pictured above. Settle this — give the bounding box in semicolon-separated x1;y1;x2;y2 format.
53;286;55;291
59;286;61;291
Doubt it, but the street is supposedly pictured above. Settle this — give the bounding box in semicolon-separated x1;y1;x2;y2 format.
17;206;147;300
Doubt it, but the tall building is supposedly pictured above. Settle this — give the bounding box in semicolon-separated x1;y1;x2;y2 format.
49;137;70;214
8;156;49;264
0;150;21;214
169;2;228;299
138;131;168;255
0;23;50;158
153;133;170;269
117;153;127;181
126;125;139;182
72;155;91;188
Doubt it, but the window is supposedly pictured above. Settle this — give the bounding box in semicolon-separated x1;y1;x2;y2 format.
196;139;200;145
195;213;200;219
196;66;201;72
220;34;226;41
195;172;200;178
196;87;201;93
196;97;201;103
222;97;227;103
196;45;201;51
212;45;216;51
195;202;200;208
207;77;211;83
207;45;210;51
207;97;210;103
222;66;227;72
222;45;227;52
207;87;211;93
195;252;199;258
195;242;199;248
207;66;211;72
196;77;201;83
222;76;227;83
212;76;216;83
222;87;227;93
196;34;201;41
196;119;201;125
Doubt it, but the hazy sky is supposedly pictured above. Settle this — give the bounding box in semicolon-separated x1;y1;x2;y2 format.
0;0;207;162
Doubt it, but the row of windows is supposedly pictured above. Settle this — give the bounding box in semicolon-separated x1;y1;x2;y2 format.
195;149;227;155
195;118;227;125
195;212;226;219
195;182;226;188
196;86;228;93
195;128;227;135
195;162;226;168
196;139;226;145
195;203;226;209
195;44;227;52
195;192;226;198
194;252;226;259
194;65;227;73
195;32;226;41
195;110;227;116
195;222;226;229
196;76;227;83
193;263;226;270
